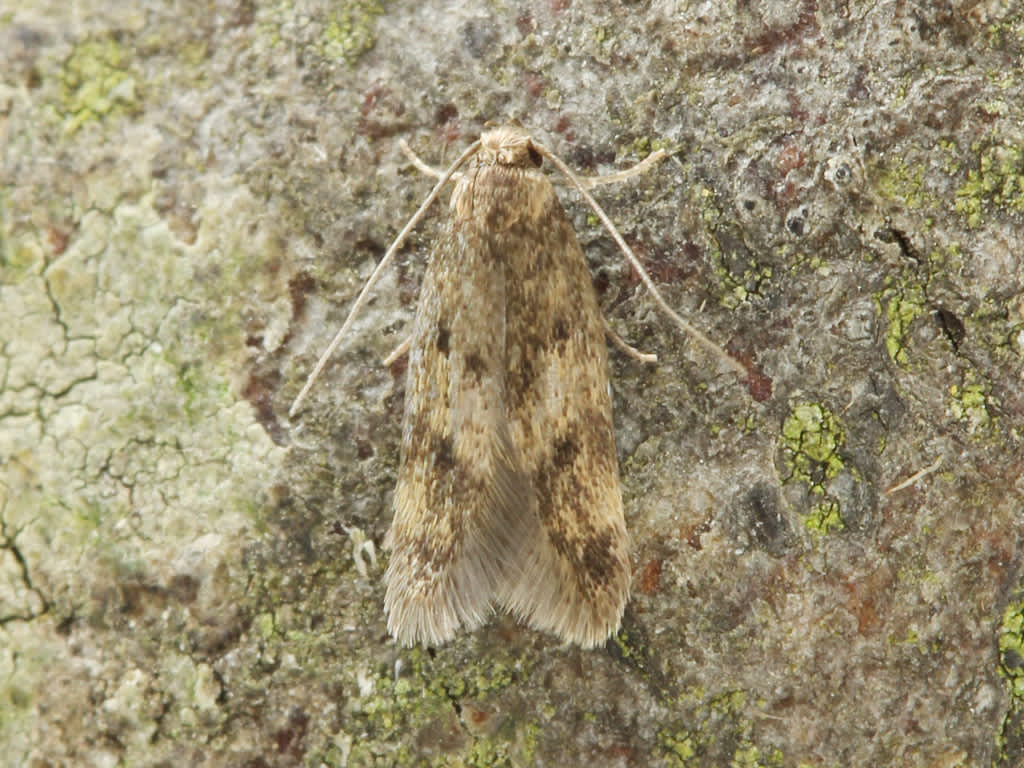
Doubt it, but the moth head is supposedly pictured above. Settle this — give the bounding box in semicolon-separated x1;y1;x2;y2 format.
478;126;543;169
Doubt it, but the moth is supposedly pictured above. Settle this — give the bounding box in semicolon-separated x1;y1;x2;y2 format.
290;126;743;648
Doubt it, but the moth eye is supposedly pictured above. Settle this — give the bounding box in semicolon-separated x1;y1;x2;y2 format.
527;145;543;168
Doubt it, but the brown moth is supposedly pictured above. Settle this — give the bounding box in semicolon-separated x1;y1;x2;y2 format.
289;126;744;648
385;127;630;648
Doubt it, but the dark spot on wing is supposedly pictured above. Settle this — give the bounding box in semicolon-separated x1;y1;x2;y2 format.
464;351;488;381
507;354;537;409
581;531;617;588
436;324;450;354
553;433;579;469
432;434;455;472
552;315;570;342
548;527;570;559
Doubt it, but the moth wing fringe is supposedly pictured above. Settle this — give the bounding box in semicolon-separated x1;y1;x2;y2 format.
385;420;534;647
498;517;630;648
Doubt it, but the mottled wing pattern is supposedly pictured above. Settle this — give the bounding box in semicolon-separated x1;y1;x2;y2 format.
384;165;534;646
385;127;629;648
493;168;631;648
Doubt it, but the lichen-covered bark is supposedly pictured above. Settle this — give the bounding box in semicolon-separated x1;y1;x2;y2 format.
1;0;1021;765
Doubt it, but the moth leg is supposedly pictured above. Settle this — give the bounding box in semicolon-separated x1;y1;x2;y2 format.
568;148;669;190
541;144;750;380
603;317;657;364
382;334;412;366
399;139;464;182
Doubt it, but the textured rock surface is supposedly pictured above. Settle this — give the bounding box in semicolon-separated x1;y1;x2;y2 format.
1;0;1022;765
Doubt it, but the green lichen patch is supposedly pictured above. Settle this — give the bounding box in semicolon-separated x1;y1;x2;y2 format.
999;597;1024;701
955;141;1024;229
620;134;674;160
718;259;774;309
879;283;926;366
611;626;649;672
948;374;996;433
658;728;697;765
60;37;140;135
873;153;934;210
803;499;844;534
997;597;1024;763
321;642;539;766
780;402;849;534
781;403;845;485
321;0;385;65
657;690;789;767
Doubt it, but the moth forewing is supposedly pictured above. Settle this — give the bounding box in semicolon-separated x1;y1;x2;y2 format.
384;186;535;646
492;161;630;648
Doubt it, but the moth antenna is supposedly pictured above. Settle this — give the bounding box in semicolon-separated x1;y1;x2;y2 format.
400;136;668;190
382;334;412;366
289;138;483;418
398;139;464;182
574;148;670;189
538;144;750;380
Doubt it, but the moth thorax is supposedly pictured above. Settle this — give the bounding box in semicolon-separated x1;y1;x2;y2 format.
477;127;543;170
451;165;552;225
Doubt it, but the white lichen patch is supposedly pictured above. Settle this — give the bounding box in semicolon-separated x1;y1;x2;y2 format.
0;167;286;762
